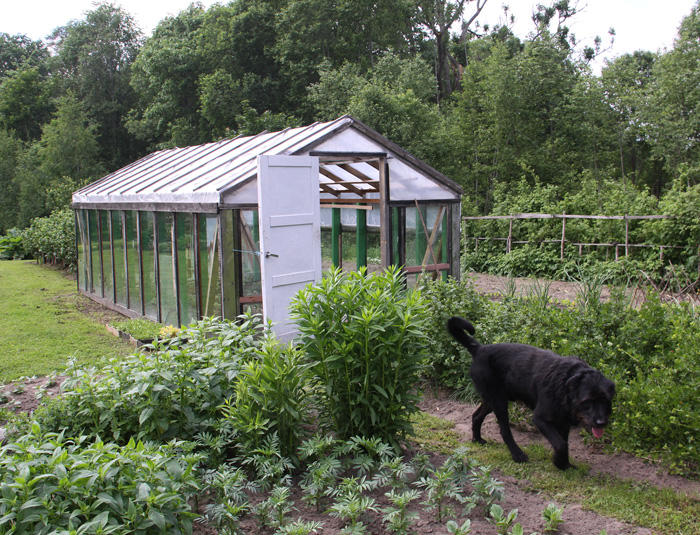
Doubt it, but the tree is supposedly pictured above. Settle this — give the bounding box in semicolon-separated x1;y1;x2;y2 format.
0;66;54;141
128;4;209;147
0;130;22;233
50;2;143;167
415;0;488;101
0;33;48;80
14;94;104;226
638;3;700;188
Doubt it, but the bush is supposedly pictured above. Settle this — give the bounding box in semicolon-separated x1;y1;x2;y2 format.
28;315;265;445
22;209;76;269
290;266;428;449
0;423;199;534
418;275;489;396
0;228;29;260
223;337;313;460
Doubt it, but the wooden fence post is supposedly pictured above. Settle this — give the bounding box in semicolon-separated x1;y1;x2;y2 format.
625;214;629;257
507;215;513;254
560;212;566;259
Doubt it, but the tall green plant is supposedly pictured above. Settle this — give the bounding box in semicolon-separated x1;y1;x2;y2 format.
290;267;428;449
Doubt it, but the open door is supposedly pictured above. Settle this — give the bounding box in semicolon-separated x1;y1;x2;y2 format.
257;155;321;341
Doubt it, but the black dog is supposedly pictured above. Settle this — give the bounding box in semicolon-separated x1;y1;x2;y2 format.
447;316;615;469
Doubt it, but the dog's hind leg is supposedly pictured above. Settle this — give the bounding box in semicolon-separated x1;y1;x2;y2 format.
491;399;529;463
471;403;491;444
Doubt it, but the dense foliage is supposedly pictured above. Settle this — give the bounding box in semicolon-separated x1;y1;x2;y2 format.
0;425;199;534
3;1;700;266
28;316;266;444
421;275;700;475
21;209;76;268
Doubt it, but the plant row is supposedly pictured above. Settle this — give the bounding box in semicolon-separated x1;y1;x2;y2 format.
420;274;700;475
0;209;75;267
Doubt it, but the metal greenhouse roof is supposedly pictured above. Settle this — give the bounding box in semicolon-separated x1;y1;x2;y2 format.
72;115;462;211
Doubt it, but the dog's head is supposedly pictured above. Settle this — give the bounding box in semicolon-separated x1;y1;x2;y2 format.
568;369;616;438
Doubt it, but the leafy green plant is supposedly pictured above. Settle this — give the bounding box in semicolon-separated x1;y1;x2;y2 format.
202;464;256;535
446;519;472;535
416;463;463;522
489;504;519;535
468;465;504;516
240;433;294;492
254;485;295;530
382;488;421;534
328;475;378;535
0;228;28;260
542;503;564;532
291;266;428;449
26;315;264;446
0;423;199;534
276;518;325;534
223;337;313;460
418;275;489;395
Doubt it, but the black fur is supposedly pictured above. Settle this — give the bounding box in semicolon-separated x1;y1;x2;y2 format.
447;316;615;469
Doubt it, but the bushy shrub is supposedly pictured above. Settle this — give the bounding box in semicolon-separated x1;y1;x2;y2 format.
22;208;76;268
0;228;29;260
28;315;265;445
223;338;313;460
290;266;428;449
417;275;489;397
0;423;199;534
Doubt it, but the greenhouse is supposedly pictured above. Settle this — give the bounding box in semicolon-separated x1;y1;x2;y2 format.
72;115;463;338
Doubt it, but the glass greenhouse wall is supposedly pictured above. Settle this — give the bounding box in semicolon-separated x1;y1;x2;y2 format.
76;208;225;326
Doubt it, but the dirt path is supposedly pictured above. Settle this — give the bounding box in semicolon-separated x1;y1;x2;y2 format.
418;388;699;534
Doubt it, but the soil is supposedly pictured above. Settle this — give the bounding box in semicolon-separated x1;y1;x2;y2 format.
2;271;699;534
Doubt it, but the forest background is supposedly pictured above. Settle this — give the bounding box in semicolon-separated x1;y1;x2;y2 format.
3;0;700;273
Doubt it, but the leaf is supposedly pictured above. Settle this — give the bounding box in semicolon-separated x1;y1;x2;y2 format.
139;407;154;425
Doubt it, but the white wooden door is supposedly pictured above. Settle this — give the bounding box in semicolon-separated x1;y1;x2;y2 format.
257;155;321;341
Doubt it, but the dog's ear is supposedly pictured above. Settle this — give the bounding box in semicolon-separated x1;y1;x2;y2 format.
565;368;587;394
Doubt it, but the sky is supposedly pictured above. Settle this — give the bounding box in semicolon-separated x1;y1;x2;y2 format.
1;0;698;72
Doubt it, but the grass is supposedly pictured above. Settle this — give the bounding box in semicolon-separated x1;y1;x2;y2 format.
411;413;700;535
0;260;134;381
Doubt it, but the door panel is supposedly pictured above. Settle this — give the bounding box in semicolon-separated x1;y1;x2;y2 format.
257;155;321;341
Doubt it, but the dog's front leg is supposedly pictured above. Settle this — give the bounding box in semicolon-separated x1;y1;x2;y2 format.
533;417;571;470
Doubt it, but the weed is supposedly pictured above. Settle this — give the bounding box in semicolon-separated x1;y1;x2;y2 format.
542;503;564;532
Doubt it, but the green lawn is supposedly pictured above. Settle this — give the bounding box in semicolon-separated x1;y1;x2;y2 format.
0;260;134;381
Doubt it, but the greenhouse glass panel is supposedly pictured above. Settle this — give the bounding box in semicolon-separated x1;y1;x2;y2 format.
157;212;177;326
240;210;262;313
125;210;141;314
76;209;90;292
100;210;113;301
199;213;221;317
140;211;157;320
112;211;126;306
176;213;197;326
88;210;102;297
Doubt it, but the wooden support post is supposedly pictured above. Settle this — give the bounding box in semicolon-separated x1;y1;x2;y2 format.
560;212;566;260
332;208;341;268
356;207;367;269
625;214;629;257
507;215;513;254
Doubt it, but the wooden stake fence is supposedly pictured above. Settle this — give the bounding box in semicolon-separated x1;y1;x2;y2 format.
462;213;683;262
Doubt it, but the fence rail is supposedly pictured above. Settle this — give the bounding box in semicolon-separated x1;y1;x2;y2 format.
462;213;682;261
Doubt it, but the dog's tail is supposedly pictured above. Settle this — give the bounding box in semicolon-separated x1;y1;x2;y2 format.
447;316;481;355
